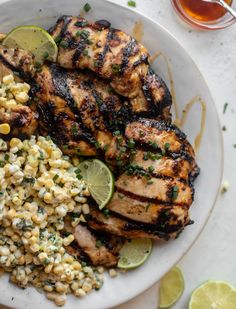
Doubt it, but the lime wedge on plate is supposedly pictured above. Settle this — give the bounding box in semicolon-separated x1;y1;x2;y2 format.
3;26;58;63
189;281;236;309
159;266;184;308
78;159;114;210
117;238;152;269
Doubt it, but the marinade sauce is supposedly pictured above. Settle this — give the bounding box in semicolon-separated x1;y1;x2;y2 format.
179;0;233;21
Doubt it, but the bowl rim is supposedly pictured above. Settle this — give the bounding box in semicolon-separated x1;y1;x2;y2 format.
0;0;224;307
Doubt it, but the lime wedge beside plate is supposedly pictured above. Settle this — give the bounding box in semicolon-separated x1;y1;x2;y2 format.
159;266;184;308
118;238;152;269
189;281;236;309
3;25;58;63
77;159;114;210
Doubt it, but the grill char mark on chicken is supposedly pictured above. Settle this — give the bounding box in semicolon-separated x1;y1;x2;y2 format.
49;15;172;120
87;206;189;240
107;192;189;225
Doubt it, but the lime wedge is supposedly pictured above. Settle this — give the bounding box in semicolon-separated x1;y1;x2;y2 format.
117;238;152;269
3;26;58;63
78;159;114;209
159;266;184;308
189;281;236;309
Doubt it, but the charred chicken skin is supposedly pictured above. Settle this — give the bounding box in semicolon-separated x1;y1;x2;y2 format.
0;15;199;248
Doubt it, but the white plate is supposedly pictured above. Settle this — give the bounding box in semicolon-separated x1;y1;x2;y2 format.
0;0;223;308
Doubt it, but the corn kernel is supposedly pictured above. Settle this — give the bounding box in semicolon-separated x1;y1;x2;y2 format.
15;92;29;104
0;123;10;135
2;74;14;85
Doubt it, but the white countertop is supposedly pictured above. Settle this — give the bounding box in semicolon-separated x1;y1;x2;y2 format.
0;1;235;309
110;0;236;308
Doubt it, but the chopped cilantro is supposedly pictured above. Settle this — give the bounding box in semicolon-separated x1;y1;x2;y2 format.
127;0;136;7
4;154;9;161
38;150;44;161
111;64;121;74
43;51;49;59
83;2;91;12
53;174;59;182
95;240;103;248
54;36;61;44
172;185;179;200
223;102;228;114
103;209;110;218
60;40;69;49
127;139;135;149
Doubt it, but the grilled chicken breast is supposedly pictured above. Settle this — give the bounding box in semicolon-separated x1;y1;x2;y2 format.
0;39;199;247
49;16;172;119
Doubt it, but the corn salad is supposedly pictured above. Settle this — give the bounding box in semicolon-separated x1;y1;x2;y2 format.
0;136;103;306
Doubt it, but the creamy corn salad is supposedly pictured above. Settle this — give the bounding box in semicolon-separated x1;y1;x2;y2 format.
0;136;103;306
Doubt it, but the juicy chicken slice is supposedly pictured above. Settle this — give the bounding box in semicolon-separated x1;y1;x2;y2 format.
74;225;122;267
107;192;189;225
125;119;195;157
116;174;193;206
88;206;188;240
132;150;193;181
49;16;172;119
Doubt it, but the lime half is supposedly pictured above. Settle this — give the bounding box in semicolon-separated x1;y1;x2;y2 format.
78;159;114;210
3;26;58;63
117;238;152;269
159;266;184;308
189;281;236;309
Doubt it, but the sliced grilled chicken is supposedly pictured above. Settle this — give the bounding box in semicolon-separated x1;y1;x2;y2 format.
116;174;193;206
49;16;172;119
132;150;193;181
88;206;187;240
107;192;189;225
125;119;195;157
74;224;122;267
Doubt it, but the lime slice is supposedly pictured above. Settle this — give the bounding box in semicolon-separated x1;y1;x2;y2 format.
159;266;184;308
189;281;236;309
3;26;58;63
78;159;114;209
117;238;152;269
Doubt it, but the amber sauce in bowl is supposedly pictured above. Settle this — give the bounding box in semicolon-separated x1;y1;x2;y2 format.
172;0;235;29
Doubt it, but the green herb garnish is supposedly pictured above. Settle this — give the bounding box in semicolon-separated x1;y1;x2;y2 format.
127;0;136;7
111;64;121;74
172;185;179;200
60;40;69;49
223;102;228;114
83;2;91;12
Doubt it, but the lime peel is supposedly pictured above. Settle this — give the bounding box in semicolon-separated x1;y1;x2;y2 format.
118;238;152;269
159;266;184;309
189;280;236;309
3;25;58;63
77;159;114;210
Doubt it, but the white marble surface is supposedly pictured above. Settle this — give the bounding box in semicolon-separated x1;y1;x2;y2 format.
109;0;236;308
0;1;235;309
